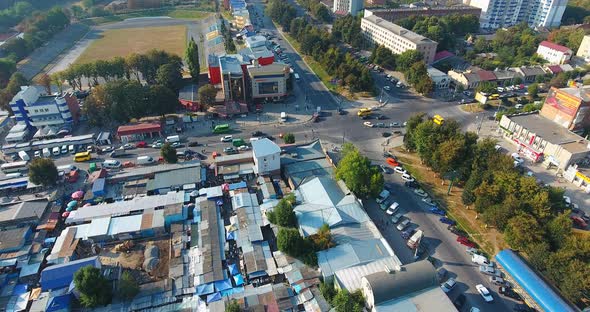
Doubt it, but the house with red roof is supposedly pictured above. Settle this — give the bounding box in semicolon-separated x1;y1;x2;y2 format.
536;41;572;65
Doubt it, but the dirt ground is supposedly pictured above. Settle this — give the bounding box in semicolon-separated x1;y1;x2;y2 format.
99;237;170;281
75;25;187;64
393;147;508;256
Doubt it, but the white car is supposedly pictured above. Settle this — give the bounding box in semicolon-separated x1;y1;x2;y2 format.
511;152;524;164
422;197;435;205
152;142;163;148
396;218;410;231
494;144;502;151
221;135;233;142
394;166;407;175
563;195;571;206
34;150;41;158
401;173;415;182
363;121;374;128
414;189;428;197
441;278;456;293
476;284;494;302
386;202;399;215
237;145;251;151
384;86;391;91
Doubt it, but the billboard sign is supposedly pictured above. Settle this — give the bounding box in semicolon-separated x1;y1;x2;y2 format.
475;92;488;104
544;89;581;117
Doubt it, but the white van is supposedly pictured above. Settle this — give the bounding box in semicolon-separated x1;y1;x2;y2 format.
137;156;155;165
52;147;60;156
42;148;50;157
166;135;180;143
280;112;287;122
472;254;489;265
57;165;77;174
68;145;75;154
18;151;30;161
102;159;121;169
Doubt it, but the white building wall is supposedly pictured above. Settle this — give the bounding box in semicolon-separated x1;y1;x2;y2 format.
466;0;567;29
253;151;280;175
536;45;572;64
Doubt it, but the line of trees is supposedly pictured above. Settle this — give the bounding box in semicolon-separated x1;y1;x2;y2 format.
320;280;365;312
0;72;28;112
332;15;364;49
404;113;590;306
396;14;479;52
219;20;236;53
296;0;331;23
266;0;374;93
55;49;182;91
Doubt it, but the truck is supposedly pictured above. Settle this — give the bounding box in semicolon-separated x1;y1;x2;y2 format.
137;156;155;165
18;151;30;161
407;229;423;249
109;148;129;158
166;135;180;143
280;112;287;122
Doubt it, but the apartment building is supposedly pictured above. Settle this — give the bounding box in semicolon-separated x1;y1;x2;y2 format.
361;11;438;64
466;0;568;29
366;6;481;23
333;0;364;16
576;35;590;61
536;41;572;65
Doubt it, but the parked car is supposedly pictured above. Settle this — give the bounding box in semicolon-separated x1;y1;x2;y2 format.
511;152;524;164
391;213;404;224
251;131;264;137
123;143;134;150
476;284;494;302
386;202;399;215
499;286;522;301
422;197;436;205
394;166;407;175
466;247;479;255
380;165;393;174
414;189;428;197
152;142;163;148
401;173;415;182
449;225;467;237
401;228;415;240
136;141;147;148
441;278;456;293
363;121;374;127
405;181;419;188
396;218;411;231
377;114;387;120
457;236;477;248
237;145;251;151
188;141;199;147
439;217;457;226
224;147;238;155
479;265;502;277
430;207;446;216
489;276;508;286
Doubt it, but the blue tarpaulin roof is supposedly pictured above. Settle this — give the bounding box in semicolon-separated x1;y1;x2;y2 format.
228;263;239;275
92;178;106;196
229;181;246;190
233;274;244;286
496;249;575;312
196;282;215;295
214;278;232;292
12;284;27;295
46;294;72;312
226;231;236;240
40;256;100;291
206;292;222;303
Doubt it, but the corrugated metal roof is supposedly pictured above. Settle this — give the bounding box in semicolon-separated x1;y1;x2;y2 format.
374;285;456;312
147;167;201;191
40;256;100;290
108;214;142;235
495;249;575;312
334;257;402;292
85;217;111;238
317;239;392;278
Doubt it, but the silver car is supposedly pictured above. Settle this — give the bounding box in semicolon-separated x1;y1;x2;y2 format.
396;218;410;231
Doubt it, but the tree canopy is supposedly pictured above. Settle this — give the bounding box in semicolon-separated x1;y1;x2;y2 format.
185;37;200;84
28;158;58;186
397;14;479;51
277;227;317;266
198;84;217;109
161;143;178;164
335;143;384;198
74;266;112;307
118;271;139;300
283;133;295;144
267;197;297;227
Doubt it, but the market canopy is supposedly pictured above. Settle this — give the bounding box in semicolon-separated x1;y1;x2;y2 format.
214;278;232;292
233;274;244;286
206;292;221;303
71;191;84;200
196;283;215;295
228;263;239;275
226;231;236;240
67;201;77;208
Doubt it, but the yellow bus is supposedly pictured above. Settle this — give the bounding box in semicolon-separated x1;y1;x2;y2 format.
433;114;444;125
357;108;372;117
73;151;92;162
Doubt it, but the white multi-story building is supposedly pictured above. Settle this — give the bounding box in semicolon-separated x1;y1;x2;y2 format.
361;11;438;64
466;0;568;29
9;86;78;129
536;40;572;64
576;35;590;61
333;0;364;16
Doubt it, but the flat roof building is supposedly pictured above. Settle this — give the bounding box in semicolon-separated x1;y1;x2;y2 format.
540;86;590;131
117;122;162;143
361;11;438;64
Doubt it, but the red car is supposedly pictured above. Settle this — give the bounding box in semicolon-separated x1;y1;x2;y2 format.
571;216;588;228
457;236;477;248
135;141;147;148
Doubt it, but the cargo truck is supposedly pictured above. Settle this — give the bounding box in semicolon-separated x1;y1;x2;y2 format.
407;229;423;249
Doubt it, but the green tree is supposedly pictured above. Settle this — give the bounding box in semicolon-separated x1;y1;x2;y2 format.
156;63;183;94
0;58;16;88
332;289;364;312
267;198;297;227
161;142;178;163
476;81;497;94
198;84;218;109
277;227;305;256
28;158;58;186
335;143;384;198
74;266;112;308
546;213;572;250
283;133;295;144
147;85;179;116
185;37;200;84
527;83;539;100
225;300;241;312
119;271;139;300
319;280;336;302
310;223;334;251
504;214;544;250
403;112;426;151
396;50;423;72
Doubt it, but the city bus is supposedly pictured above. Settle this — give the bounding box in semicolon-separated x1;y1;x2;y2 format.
357;108;372;118
1;161;28;173
213;124;231;134
433;114;445;125
73;151;92;162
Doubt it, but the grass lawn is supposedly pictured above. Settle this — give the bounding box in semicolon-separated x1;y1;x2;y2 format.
75;25;186;64
83;9;210;26
460;103;485;113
